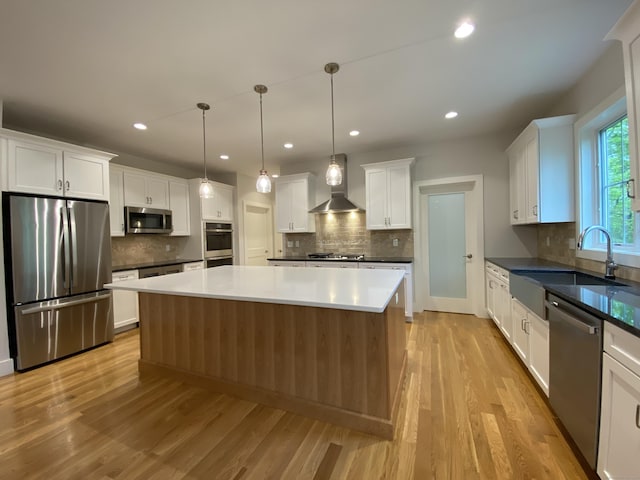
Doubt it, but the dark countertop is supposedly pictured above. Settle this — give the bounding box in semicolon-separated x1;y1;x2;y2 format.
113;258;203;272
267;256;414;264
487;257;640;338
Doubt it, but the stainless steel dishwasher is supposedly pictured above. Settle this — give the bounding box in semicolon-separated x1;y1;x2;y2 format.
546;293;603;470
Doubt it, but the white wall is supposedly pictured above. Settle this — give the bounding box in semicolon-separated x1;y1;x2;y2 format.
281;133;538;258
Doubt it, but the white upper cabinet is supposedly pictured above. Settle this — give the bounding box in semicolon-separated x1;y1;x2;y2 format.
506;115;575;225
201;182;234;222
109;166;125;237
275;173;315;233
123;171;169;209
169;179;191;236
1;130;113;201
362;158;414;230
607;1;640;211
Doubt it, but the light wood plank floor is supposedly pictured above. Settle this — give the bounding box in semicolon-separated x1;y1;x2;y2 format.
0;312;589;479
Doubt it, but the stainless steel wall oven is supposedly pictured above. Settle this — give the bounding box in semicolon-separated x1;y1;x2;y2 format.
204;222;233;266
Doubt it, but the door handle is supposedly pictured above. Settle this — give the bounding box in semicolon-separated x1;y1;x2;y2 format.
463;254;472;259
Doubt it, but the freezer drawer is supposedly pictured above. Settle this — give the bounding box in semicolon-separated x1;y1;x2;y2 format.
14;291;114;370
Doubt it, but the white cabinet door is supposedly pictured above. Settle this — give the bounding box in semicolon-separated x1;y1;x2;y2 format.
63;151;110;201
146;177;169;209
387;164;412;229
362;158;414;230
359;262;413;318
123;171;149;207
511;299;529;363
111;270;139;331
485;270;496;320
109;167;125;236
524;137;540;223
365;168;388;229
274;173;315;233
527;311;549;396
598;353;640;480
169;180;190;236
497;280;512;341
201;182;234;222
7;139;64;196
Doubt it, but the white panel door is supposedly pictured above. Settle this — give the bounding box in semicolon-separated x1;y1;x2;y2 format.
243;202;273;266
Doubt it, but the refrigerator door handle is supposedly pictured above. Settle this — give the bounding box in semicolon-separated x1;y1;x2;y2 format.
21;292;112;315
61;206;71;289
68;205;78;288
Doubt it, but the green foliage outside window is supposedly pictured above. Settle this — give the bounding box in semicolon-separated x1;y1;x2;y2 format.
600;116;633;245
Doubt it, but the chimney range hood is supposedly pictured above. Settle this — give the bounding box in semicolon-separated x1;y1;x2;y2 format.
309;154;364;214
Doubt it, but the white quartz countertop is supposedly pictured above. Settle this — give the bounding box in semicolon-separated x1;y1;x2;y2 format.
106;265;405;313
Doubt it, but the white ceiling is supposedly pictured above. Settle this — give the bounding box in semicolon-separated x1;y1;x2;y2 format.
0;0;634;178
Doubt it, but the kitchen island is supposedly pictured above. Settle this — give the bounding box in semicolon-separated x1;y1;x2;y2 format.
106;265;407;438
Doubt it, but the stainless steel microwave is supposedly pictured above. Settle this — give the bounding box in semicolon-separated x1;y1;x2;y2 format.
125;206;173;234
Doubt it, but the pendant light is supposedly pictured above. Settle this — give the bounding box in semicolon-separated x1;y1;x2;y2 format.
197;102;214;198
325;62;342;186
254;84;271;193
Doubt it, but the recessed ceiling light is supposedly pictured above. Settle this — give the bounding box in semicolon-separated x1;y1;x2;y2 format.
271;174;279;178
445;111;458;119
349;130;360;136
454;21;475;39
220;154;229;160
133;123;147;130
283;143;293;149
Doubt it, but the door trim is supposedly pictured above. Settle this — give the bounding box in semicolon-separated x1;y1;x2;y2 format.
413;175;485;316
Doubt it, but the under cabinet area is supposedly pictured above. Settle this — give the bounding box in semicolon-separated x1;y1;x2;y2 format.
1;129;114;201
507;114;575;225
361;158;414;230
275;173;316;233
598;322;640;479
111;270;139;331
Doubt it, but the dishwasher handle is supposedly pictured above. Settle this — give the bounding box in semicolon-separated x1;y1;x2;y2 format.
545;300;599;335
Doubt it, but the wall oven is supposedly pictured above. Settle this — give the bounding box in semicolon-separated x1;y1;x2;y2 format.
204;222;233;266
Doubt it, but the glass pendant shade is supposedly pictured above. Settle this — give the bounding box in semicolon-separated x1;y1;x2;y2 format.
199;178;213;198
256;170;272;193
326;159;342;186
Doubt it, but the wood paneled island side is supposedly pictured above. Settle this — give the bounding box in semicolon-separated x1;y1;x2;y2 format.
106;266;407;438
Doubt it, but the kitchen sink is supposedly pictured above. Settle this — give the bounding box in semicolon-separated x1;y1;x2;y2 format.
515;271;627;287
509;270;627;319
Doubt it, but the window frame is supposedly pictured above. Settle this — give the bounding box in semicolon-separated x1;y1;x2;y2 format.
576;85;640;267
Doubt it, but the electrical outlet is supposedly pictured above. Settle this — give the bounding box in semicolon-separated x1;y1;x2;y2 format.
568;238;576;250
287;241;293;248
392;238;399;247
165;244;171;252
546;236;550;247
295;240;300;247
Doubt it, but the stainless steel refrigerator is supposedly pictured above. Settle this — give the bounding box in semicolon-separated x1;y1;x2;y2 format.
3;193;114;370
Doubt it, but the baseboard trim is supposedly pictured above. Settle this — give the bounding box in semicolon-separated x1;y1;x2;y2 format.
0;357;14;377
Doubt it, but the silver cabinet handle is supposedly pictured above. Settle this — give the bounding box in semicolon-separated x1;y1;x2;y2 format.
513;210;517;219
636;404;640;429
627;179;636;199
65;180;70;191
532;205;538;216
521;318;525;331
121;223;124;232
57;179;63;191
463;254;472;259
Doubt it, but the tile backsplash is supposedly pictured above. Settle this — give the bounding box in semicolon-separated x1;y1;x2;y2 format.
283;212;414;257
537;222;640;282
111;235;190;267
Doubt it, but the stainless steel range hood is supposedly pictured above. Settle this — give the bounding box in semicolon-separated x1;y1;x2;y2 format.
309;154;364;214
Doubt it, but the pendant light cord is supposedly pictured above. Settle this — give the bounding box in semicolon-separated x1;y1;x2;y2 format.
330;72;335;161
260;92;265;170
202;107;207;179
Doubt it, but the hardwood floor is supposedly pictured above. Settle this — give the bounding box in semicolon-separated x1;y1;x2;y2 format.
0;312;589;479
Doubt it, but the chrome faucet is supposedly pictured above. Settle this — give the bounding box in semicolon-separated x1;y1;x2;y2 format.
577;225;618;279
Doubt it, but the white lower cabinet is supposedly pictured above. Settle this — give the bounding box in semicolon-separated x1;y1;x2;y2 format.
268;261;306;267
598;323;640;479
359;262;413;319
111;270;139;331
510;297;549;396
182;261;204;272
485;262;510;339
306;261;358;269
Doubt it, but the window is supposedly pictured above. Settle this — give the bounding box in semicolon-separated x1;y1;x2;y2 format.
577;87;640;267
598;115;633;246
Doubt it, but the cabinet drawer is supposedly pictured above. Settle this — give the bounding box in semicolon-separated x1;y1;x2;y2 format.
604;322;640;376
